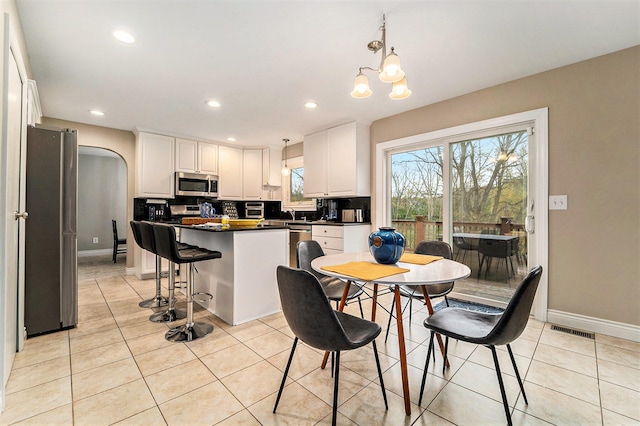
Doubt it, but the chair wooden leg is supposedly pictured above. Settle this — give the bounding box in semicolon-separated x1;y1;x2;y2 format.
372;340;388;410
490;345;513;426
332;351;340;426
418;331;435;406
507;344;528;404
273;337;298;413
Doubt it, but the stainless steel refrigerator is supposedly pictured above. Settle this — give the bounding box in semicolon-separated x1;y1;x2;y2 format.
24;125;78;336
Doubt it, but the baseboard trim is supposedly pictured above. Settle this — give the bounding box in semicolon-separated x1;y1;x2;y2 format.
78;249;112;257
547;309;640;343
125;267;135;276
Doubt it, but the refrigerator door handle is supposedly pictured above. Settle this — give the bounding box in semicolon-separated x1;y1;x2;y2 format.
14;211;29;220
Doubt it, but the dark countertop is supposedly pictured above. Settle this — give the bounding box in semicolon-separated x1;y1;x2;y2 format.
265;220;371;226
177;224;289;232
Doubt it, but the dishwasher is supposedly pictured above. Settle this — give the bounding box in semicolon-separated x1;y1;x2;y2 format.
288;223;312;267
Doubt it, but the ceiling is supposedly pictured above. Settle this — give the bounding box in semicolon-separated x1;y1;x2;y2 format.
16;1;640;148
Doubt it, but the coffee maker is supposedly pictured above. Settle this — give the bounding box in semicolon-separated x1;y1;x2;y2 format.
133;198;169;222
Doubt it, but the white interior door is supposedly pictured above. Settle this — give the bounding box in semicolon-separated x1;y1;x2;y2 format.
1;17;26;411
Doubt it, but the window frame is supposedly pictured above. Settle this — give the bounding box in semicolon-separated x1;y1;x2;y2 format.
282;156;316;211
375;108;549;321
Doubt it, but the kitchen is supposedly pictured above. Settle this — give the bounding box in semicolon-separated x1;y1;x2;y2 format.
1;1;638;424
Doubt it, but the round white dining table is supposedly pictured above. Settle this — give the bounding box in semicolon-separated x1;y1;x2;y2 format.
311;251;471;416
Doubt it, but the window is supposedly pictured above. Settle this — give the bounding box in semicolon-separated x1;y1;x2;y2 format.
283;156;316;210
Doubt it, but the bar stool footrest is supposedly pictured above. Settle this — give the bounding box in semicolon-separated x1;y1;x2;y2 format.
192;292;214;303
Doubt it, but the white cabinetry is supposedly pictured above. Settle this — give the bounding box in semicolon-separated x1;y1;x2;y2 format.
303;121;370;198
199;142;219;175
218;145;244;199
303;130;327;197
135;246;170;279
243;149;263;200
175;139;218;175
218;146;270;200
312;224;371;256
262;146;282;187
136;132;175;198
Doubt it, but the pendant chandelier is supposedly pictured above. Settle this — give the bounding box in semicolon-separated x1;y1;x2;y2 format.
351;14;411;100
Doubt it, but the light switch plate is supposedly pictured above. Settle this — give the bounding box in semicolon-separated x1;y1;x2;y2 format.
549;195;568;210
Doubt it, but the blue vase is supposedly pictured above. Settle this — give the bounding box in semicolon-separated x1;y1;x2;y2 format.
369;227;406;264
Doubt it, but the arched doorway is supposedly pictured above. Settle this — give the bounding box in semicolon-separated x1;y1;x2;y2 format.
77;146;128;279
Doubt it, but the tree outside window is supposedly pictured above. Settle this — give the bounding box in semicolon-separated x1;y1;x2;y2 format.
283;156;316;210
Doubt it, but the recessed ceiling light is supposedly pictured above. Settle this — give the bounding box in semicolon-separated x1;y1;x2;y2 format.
206;100;221;108
113;30;135;44
227;137;236;142
304;101;318;109
89;110;105;116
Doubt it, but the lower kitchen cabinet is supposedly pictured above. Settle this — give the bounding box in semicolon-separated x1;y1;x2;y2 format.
134;245;170;279
312;224;371;255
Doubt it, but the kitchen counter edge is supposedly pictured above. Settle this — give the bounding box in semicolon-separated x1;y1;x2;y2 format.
176;224;289;232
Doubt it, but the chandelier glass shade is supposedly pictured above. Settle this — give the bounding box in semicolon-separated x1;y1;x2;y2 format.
350;71;373;98
351;15;410;100
389;77;412;100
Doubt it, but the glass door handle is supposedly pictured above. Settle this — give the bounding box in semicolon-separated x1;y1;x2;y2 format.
525;215;535;234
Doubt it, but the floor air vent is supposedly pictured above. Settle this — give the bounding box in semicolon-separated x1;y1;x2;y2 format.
550;324;595;339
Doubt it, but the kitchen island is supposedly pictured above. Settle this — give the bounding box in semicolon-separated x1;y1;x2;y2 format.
178;224;289;325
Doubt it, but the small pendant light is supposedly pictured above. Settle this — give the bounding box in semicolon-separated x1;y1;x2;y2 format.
281;138;290;176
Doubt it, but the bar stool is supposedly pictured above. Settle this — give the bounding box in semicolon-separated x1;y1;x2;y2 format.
148;228;192;323
148;226;198;322
152;223;221;342
130;221;169;309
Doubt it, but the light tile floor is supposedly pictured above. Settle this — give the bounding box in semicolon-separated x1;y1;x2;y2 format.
2;267;639;425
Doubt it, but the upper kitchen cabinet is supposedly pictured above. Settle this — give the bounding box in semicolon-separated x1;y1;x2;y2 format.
304;121;370;198
218;145;243;199
262;146;282;187
175;138;218;175
136;132;175;198
218;147;269;200
243;149;263;200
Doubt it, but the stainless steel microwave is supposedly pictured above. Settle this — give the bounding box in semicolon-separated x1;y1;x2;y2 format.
175;172;218;198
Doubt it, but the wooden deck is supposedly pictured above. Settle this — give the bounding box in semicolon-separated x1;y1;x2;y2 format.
449;246;526;305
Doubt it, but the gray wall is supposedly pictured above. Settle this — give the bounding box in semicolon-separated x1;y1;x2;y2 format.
77;153;127;252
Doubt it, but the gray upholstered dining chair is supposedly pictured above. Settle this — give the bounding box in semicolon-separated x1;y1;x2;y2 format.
273;266;387;426
418;265;543;426
385;240;455;342
296;240;364;317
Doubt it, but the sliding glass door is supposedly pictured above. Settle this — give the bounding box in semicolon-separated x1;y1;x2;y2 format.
386;123;536;306
449;128;529;302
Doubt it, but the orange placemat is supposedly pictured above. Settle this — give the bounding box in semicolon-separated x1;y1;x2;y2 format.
321;261;410;281
399;253;443;265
